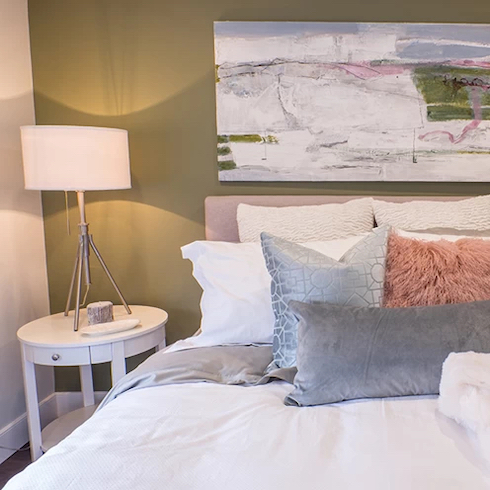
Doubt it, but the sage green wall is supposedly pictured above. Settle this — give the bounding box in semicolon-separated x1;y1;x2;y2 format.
28;0;490;390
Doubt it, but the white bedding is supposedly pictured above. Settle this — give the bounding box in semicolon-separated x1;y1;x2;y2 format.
6;378;490;489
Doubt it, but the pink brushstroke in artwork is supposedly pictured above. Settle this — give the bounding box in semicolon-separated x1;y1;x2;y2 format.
419;119;480;144
329;62;407;80
452;59;490;70
419;87;484;144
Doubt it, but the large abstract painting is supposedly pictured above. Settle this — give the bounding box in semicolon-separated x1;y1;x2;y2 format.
214;22;490;181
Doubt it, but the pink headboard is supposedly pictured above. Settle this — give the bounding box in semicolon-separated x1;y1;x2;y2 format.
204;195;471;242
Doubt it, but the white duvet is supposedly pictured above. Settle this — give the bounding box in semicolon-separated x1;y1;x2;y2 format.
6;379;490;489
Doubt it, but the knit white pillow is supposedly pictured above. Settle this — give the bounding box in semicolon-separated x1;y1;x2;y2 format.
374;195;490;235
237;198;374;243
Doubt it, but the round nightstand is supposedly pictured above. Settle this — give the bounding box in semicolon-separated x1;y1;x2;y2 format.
17;305;168;461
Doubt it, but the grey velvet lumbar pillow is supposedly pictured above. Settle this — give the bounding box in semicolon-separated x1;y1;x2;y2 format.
261;225;390;369
285;299;490;407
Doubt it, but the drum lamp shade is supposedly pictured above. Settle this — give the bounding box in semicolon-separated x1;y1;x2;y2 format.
20;125;131;191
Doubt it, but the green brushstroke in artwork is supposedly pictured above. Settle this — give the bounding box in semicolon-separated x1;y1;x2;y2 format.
215;64;220;83
427;106;490;121
264;135;279;144
217;146;231;156
457;150;490;154
413;65;490;121
220;134;279;143
427;105;474;121
229;134;263;143
218;160;237;170
414;67;470;105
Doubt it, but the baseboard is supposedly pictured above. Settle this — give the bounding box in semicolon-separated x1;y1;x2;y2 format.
0;391;108;465
0;392;57;464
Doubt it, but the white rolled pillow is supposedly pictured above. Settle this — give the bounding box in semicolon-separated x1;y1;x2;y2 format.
237;198;374;243
374;195;490;235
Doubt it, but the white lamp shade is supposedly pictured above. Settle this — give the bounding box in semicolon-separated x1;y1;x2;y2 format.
21;125;132;191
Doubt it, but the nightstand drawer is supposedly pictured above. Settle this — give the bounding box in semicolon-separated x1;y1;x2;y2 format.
32;346;91;366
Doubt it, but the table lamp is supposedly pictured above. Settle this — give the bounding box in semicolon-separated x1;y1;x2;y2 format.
20;125;132;331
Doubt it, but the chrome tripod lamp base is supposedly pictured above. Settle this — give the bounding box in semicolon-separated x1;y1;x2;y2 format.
64;192;131;331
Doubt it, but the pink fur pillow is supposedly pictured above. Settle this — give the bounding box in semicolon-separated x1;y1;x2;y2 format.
384;233;490;307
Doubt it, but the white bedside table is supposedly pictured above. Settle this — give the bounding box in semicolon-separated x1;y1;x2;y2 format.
17;305;168;461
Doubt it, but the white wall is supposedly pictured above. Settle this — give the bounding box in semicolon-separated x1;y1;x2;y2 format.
0;0;53;462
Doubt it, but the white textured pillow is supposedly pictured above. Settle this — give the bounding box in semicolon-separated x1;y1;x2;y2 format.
374;195;490;235
237;198;374;242
181;235;367;346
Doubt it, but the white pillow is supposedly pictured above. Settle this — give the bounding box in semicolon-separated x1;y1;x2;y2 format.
374;195;490;235
181;234;367;346
237;198;374;242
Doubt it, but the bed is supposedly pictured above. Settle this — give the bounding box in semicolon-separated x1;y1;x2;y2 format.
6;195;490;490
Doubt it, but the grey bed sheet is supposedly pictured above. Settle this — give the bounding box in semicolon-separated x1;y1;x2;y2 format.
98;345;296;410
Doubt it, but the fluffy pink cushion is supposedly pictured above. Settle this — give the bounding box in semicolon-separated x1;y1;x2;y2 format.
384;233;490;307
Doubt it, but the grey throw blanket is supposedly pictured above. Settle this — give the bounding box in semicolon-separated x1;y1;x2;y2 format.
98;345;296;410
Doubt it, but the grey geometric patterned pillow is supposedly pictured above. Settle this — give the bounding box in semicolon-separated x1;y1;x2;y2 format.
261;225;390;368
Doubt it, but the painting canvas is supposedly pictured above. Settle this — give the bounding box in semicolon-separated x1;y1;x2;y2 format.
214;22;490;181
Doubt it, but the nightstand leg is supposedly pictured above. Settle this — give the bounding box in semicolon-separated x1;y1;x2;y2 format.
111;341;126;385
79;365;95;407
155;340;166;352
21;345;42;461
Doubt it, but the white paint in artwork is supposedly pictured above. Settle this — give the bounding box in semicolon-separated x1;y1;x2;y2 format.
349;122;490;150
348;130;416;150
217;72;423;134
284;74;422;131
229;131;314;169
216;86;288;133
215;27;490;65
219;153;490;182
215;30;399;65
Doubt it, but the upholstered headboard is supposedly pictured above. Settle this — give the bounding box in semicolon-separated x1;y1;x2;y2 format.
204;195;470;242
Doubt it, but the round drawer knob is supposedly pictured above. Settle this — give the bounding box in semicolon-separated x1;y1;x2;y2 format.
51;354;60;361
